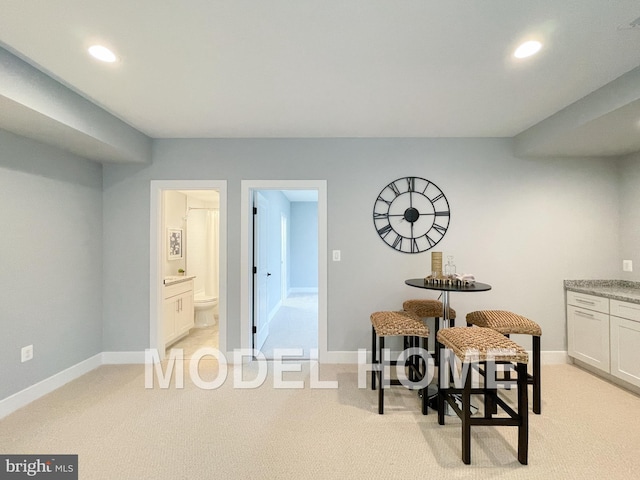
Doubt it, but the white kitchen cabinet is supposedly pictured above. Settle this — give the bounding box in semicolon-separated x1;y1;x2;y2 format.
163;279;194;348
567;291;610;372
610;300;640;388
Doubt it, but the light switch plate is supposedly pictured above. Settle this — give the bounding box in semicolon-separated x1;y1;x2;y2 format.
332;250;341;262
623;260;633;272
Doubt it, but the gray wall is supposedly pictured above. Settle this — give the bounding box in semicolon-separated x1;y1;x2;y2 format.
0;130;103;400
291;202;318;289
619;152;640;282
102;138;620;356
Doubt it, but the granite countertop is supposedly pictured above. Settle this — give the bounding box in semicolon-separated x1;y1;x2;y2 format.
164;275;196;285
564;280;640;305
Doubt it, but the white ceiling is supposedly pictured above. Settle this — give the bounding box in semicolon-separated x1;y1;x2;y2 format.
1;1;640;156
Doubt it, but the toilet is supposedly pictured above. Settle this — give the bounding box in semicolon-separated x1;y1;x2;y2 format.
194;291;218;328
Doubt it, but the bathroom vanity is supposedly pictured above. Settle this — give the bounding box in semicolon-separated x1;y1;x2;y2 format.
163;276;195;347
565;280;640;392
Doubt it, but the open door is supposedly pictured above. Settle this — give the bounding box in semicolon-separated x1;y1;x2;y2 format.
253;192;270;351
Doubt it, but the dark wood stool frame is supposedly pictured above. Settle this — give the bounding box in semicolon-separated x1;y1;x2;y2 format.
437;339;529;465
371;326;430;415
465;318;541;415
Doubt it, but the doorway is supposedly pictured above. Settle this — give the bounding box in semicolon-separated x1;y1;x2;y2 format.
252;189;318;359
241;180;328;362
150;180;227;361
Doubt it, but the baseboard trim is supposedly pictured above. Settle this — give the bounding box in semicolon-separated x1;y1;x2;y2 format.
0;354;102;420
540;350;569;365
101;351;148;364
0;351;149;420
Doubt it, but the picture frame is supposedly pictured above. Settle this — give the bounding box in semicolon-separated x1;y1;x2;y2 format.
167;228;183;260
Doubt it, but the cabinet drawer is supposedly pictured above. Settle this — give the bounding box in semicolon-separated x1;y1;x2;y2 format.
567;305;609;325
567;291;609;314
610;300;640;322
164;280;193;299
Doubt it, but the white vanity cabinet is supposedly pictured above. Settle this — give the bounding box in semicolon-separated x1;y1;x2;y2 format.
163;279;194;347
610;300;640;387
567;291;610;372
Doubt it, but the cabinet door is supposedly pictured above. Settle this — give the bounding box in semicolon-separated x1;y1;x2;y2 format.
567;305;610;372
610;316;640;387
163;298;178;346
176;292;194;334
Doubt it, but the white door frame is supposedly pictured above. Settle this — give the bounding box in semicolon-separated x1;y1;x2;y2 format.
240;180;328;362
150;180;227;360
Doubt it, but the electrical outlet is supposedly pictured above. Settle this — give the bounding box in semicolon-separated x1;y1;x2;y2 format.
332;250;341;261
21;345;33;363
623;260;633;272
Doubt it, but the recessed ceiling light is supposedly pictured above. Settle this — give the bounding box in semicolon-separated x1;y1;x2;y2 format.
514;40;542;59
88;45;117;63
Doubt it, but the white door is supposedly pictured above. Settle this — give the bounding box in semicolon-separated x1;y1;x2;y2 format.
254;192;270;351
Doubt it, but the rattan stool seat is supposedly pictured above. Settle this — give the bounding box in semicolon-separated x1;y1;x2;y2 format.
466;310;541;336
371;310;430;337
437;327;529;364
403;299;456;319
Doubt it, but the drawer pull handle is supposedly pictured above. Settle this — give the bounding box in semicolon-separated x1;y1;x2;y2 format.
576;299;596;305
575;311;595;319
619;304;640;311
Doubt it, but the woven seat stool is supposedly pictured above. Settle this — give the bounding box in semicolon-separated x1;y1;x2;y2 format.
403;299;456;366
437;327;529;465
466;310;542;414
371;311;431;415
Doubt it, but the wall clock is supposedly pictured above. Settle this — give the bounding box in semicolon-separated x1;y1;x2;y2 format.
373;176;450;253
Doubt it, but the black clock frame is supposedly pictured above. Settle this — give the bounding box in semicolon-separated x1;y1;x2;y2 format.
373;176;450;253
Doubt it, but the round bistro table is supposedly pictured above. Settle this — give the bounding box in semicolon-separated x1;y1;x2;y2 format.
405;278;492;412
404;278;492;328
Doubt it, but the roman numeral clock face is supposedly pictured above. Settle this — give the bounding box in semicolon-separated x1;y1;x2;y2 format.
373;176;450;253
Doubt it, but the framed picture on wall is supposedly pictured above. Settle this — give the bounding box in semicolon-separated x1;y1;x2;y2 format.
168;228;183;260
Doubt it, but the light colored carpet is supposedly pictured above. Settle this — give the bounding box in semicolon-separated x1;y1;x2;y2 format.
1;362;640;479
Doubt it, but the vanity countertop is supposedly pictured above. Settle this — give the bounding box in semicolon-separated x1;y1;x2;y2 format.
164;275;196;286
564;280;640;305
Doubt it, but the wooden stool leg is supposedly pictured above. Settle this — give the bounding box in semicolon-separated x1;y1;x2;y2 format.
483;361;496;418
503;334;511;389
517;362;529;465
462;364;472;465
371;326;377;391
437;340;446;425
433;317;440;367
378;336;385;414
408;336;416;382
420;336;429;415
533;335;541;414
